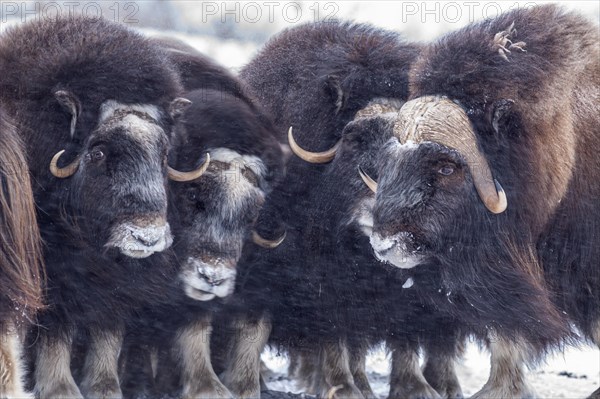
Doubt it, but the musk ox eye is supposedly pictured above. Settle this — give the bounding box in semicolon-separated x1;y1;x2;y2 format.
92;150;105;161
86;149;105;163
187;191;197;201
438;165;455;176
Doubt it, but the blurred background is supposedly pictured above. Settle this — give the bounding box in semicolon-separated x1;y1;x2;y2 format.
0;1;598;69
1;1;598;396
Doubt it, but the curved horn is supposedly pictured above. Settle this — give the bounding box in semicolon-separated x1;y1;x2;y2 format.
288;127;340;164
358;166;377;194
252;230;286;249
49;150;80;178
168;153;210;182
394;96;507;214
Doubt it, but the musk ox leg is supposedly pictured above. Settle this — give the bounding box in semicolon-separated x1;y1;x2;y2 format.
119;342;156;399
79;328;124;399
174;317;233;399
287;349;300;379
0;322;31;399
221;316;271;399
316;340;364;399
349;348;376;399
388;342;441;399
422;341;464;399
34;331;83;399
470;337;536;399
287;350;319;394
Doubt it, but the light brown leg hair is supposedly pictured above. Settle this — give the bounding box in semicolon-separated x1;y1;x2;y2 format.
288;350;319;395
422;342;464;399
79;327;124;399
175;317;232;399
34;330;83;399
316;340;364;399
221;316;271;399
348;348;376;399
388;341;440;399
470;336;536;399
0;323;31;399
287;349;300;379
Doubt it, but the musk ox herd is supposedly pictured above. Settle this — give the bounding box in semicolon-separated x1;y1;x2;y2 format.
0;4;597;399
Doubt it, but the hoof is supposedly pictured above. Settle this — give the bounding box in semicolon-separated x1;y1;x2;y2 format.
182;381;234;399
388;383;442;399
322;383;365;399
470;385;536;399
80;379;123;399
35;382;84;399
221;373;260;399
423;366;463;399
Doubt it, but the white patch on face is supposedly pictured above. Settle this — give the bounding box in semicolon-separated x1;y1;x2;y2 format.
106;219;173;258
99;100;162;124
388;136;429;151
370;232;424;269
180;257;236;301
209;147;266;178
97;101;165;156
208;147;266;213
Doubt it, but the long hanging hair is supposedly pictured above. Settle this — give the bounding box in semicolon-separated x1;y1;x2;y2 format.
0;109;44;321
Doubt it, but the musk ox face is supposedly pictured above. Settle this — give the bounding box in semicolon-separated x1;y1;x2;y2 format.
370;139;470;268
359;96;508;269
171;148;267;301
50;95;199;259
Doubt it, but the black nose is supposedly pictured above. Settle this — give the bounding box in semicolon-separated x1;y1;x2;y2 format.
134;236;160;247
197;270;225;286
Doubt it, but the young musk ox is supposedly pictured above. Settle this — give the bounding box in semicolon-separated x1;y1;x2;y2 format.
118;40;284;399
0;17;208;398
219;21;466;399
0;109;44;398
356;5;598;398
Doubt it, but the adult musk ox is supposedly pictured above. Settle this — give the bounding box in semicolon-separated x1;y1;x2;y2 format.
123;88;284;399
118;39;284;399
0;16;207;398
0;109;43;398
217;21;466;399
357;5;598;398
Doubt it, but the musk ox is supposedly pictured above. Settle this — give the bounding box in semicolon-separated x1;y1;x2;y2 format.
118;40;284;399
217;21;465;399
121;88;284;399
0;16;208;398
0;109;43;398
356;5;598;398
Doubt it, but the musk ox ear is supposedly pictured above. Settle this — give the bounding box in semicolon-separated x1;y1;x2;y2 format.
323;75;346;114
491;99;515;135
169;97;192;120
54;90;81;138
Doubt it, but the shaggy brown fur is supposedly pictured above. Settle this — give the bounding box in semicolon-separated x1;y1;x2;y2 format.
0;109;43;398
369;4;598;397
0;109;43;322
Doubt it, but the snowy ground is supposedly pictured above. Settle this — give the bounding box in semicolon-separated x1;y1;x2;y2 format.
146;16;600;399
262;342;599;398
2;3;598;396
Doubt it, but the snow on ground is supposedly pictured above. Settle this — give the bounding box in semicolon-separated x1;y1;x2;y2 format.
3;5;597;396
262;342;600;398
